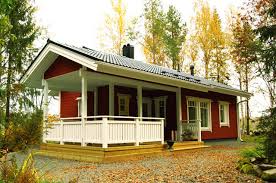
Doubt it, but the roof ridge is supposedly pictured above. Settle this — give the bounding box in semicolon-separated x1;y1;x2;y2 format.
48;39;240;92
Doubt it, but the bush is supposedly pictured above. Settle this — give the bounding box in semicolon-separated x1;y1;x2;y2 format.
257;107;276;163
0;110;43;153
241;146;265;160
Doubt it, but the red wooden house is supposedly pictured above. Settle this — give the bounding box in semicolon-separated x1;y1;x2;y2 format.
21;39;250;149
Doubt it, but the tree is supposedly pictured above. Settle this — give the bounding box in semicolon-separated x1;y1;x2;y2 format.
163;5;187;71
209;9;229;83
0;0;40;127
98;0;127;55
252;0;276;108
193;0;213;79
230;13;256;135
143;0;166;66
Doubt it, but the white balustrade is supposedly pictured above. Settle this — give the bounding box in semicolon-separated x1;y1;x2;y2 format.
181;120;201;142
44;116;164;148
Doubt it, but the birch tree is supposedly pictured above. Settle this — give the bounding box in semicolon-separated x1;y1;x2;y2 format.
98;0;127;55
209;9;229;83
230;14;256;135
193;0;213;79
143;0;166;66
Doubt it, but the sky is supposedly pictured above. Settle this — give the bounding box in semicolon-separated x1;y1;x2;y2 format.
34;0;269;117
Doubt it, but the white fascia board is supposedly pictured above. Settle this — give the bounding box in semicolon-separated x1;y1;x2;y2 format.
208;87;252;98
20;43;98;85
96;62;209;93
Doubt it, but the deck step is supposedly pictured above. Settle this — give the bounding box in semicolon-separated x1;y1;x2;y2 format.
39;141;207;162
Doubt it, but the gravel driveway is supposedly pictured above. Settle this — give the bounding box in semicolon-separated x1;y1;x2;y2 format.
11;140;263;183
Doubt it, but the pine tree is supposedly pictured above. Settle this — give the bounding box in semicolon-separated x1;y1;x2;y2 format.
1;0;40;127
163;5;187;71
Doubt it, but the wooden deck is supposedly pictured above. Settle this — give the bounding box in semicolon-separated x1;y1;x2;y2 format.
38;141;209;162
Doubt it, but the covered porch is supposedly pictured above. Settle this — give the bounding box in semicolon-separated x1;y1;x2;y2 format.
42;67;202;148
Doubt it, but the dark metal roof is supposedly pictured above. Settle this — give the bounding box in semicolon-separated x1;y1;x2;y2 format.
47;39;239;91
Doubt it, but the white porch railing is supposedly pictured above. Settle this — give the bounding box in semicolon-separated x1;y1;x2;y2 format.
45;116;164;148
181;120;201;142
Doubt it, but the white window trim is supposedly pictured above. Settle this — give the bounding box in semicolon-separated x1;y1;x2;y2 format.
142;97;152;117
154;96;167;126
219;101;230;127
186;96;212;132
118;94;130;116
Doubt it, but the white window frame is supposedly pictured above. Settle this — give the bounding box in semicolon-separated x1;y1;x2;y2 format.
118;94;130;116
154;96;167;126
219;101;230;127
142;97;152;117
187;97;212;131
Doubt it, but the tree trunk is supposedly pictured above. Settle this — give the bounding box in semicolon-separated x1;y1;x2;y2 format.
245;63;250;135
239;71;245;134
5;58;12;128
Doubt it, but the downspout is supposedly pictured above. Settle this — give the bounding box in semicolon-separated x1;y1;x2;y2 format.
237;99;249;142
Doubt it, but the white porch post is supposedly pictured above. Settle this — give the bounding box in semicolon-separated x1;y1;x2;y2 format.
176;87;182;141
198;120;202;142
80;67;87;146
137;85;142;117
42;79;48;143
94;87;98;116
102;117;108;148
109;83;114;116
136;85;142;146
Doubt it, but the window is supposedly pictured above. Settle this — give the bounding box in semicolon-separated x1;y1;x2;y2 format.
154;96;167;126
118;94;130;116
200;102;209;128
188;101;197;123
142;97;152;117
187;98;212;131
219;102;230;127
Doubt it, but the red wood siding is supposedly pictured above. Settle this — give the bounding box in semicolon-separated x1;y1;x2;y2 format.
44;56;81;79
98;86;109;115
181;88;237;140
60;91;94;118
60;91;80;118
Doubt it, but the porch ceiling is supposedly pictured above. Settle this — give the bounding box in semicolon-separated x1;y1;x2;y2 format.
46;70;176;93
47;71;109;92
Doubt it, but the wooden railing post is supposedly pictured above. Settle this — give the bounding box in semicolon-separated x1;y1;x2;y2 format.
60;120;64;145
198;120;202;142
102;117;108;148
135;118;140;146
161;119;164;144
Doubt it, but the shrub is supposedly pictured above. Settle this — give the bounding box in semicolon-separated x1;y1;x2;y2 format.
0;152;39;183
0;110;43;152
241;146;265;160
